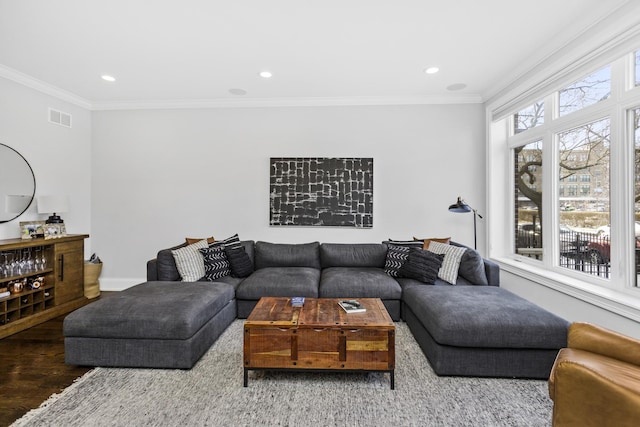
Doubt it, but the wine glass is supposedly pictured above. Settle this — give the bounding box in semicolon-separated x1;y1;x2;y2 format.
38;247;47;270
34;247;43;271
0;251;8;277
7;251;16;276
24;248;34;273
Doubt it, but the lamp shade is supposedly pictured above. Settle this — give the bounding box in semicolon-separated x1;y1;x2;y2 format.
448;196;472;213
37;195;69;214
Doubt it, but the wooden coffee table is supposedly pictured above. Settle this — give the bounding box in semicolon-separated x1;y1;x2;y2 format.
243;297;395;389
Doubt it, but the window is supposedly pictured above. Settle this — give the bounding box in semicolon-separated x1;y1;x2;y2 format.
559;67;611;116
514;140;543;258
558;118;611;274
490;39;640;320
514;101;544;134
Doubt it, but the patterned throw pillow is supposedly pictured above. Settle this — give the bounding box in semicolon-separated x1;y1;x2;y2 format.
171;239;209;282
397;249;445;284
427;241;467;285
200;245;232;281
384;244;412;277
218;233;242;250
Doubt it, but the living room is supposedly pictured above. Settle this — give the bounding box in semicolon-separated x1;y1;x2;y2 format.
1;1;640;425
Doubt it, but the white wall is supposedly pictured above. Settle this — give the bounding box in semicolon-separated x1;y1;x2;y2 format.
501;271;640;339
0;77;92;251
91;104;486;289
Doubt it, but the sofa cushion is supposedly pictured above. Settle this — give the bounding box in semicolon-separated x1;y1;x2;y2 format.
63;281;236;340
171;239;209;281
402;285;569;349
397;249;444;284
235;267;320;299
254;241;321;269
319;267;402;299
320;243;387;268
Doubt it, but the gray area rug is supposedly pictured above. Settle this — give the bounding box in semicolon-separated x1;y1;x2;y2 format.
12;321;552;426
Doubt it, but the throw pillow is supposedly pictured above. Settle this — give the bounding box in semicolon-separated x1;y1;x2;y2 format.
171;239;209;281
217;233;242;250
200;245;232;281
385;239;424;248
224;245;254;278
427;241;467;284
186;237;215;245
458;248;489;285
397;249;445;284
413;236;451;250
384;244;412;277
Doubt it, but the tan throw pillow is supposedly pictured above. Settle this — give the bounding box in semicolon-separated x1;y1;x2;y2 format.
185;237;215;245
413;237;451;250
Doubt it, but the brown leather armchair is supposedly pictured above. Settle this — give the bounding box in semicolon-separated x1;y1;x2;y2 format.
549;322;640;426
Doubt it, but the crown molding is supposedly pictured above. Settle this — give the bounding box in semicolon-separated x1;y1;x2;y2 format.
90;94;483;111
0;64;92;110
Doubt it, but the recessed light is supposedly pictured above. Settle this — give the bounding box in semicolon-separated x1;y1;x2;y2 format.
101;75;116;82
424;67;439;75
447;83;467;91
229;88;247;95
259;71;273;78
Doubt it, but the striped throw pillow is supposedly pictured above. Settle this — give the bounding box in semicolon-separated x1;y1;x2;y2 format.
171;239;209;281
427;241;467;285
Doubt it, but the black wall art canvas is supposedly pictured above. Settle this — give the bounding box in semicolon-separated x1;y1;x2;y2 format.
270;157;373;227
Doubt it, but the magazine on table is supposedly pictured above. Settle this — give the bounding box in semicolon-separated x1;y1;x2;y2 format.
338;300;366;313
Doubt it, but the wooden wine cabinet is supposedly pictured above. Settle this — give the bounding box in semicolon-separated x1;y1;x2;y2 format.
0;234;89;339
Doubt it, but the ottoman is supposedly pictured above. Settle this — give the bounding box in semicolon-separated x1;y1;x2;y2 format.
64;281;236;369
402;285;569;378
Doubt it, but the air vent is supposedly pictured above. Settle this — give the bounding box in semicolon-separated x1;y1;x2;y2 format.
49;108;72;128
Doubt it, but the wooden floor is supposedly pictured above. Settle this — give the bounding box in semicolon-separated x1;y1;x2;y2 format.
0;312;93;426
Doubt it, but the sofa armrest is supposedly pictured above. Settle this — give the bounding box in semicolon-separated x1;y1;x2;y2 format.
568;322;640;366
147;259;158;281
483;258;500;287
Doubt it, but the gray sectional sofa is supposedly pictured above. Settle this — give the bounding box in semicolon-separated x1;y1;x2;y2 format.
64;239;569;379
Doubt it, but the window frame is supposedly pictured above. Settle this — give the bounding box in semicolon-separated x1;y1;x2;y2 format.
489;49;640;323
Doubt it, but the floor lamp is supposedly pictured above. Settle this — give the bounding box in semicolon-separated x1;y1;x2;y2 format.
448;196;483;250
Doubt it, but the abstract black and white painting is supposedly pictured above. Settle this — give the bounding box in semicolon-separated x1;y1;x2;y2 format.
270;157;373;227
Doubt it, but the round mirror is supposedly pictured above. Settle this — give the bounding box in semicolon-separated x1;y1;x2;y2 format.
0;143;36;223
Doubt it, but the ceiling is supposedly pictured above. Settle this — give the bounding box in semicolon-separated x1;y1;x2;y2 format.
0;0;630;109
